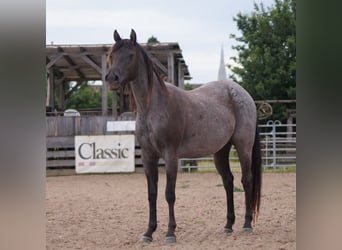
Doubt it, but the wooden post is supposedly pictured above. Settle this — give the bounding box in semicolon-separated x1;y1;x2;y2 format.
48;68;55;109
178;62;184;89
101;54;108;116
167;52;174;84
46;74;50;107
112;91;118;117
174;60;179;87
120;88;124;114
287;112;294;138
58;80;66;110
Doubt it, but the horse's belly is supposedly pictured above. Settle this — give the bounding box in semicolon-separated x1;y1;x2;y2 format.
176;100;235;157
178;138;228;158
177;125;233;158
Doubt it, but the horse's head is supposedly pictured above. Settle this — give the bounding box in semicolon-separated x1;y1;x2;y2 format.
105;29;139;90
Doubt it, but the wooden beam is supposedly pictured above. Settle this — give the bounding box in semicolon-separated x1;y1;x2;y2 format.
101;54;108;115
79;54;102;74
47;68;55;108
57;47;86;79
53;68;64;79
178;62;184;89
167;52;174;84
58;80;66;110
65;81;83;99
144;48;182;55
254;100;296;104
63;77;102;82
46;57;65;79
46;54;63;69
146;52;167;74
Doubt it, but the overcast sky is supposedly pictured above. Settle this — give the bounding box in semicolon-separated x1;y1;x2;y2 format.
46;0;275;84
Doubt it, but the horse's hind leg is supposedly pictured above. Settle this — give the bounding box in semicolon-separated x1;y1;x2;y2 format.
214;142;235;232
234;142;254;231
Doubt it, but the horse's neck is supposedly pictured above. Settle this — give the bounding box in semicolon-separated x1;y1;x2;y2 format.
130;77;148;113
130;65;165;114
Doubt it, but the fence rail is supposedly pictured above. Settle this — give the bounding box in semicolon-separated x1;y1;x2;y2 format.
179;120;296;172
46;114;167;168
46;116;296;171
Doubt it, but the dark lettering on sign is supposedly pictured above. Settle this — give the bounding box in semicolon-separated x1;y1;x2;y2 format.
78;143;92;160
78;142;130;160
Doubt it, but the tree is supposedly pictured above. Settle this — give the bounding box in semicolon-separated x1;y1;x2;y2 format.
184;82;194;91
65;82;112;109
229;0;296;121
147;36;160;45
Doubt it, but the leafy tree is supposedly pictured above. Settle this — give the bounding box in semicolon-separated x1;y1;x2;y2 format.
147;36;160;45
66;82;112;109
229;0;296;121
184;82;194;91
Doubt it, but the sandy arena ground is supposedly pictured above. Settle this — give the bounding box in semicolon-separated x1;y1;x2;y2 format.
46;171;296;249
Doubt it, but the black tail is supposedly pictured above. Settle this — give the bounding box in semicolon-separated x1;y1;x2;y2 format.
251;121;262;223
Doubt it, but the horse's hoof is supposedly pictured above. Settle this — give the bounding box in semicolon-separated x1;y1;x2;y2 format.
140;235;153;243
165;236;176;244
242;227;253;233
224;227;233;233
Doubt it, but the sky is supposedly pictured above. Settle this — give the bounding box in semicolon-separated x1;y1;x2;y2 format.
46;0;275;84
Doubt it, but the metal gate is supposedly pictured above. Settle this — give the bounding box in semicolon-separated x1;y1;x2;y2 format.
179;120;296;172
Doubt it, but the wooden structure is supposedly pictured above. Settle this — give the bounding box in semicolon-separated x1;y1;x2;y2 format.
46;114;166;168
46;42;190;168
46;43;191;116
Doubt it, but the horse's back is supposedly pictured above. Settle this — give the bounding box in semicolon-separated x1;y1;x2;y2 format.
164;80;254;157
198;80;256;120
182;80;256;120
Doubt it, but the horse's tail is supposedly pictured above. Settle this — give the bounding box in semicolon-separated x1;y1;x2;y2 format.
251;120;262;223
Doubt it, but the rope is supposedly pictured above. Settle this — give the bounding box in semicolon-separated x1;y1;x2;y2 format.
257;102;273;120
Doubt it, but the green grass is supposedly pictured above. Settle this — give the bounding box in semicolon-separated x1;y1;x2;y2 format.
180;183;190;188
263;166;296;173
184;159;296;174
215;184;244;192
233;186;244;192
182;167;296;174
194;220;206;225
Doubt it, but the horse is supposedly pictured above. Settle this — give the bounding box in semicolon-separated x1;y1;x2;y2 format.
105;29;262;244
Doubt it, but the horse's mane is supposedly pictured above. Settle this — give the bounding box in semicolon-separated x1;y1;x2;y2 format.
138;43;169;105
107;40;169;109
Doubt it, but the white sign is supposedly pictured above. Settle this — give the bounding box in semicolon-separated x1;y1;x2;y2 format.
106;121;136;132
75;135;135;173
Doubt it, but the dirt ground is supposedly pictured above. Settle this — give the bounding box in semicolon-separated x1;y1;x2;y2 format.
46;171;296;250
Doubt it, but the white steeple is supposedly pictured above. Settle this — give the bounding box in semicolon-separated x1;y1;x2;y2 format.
218;45;227;81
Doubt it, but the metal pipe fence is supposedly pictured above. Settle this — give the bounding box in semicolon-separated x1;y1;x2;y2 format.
46;116;296;171
179;120;296;172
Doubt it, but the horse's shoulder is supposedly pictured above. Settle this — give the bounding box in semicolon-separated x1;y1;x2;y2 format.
164;82;189;99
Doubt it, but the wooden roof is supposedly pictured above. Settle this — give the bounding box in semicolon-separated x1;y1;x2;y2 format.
46;43;191;82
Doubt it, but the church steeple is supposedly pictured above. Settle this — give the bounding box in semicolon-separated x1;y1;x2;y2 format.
218;45;227;81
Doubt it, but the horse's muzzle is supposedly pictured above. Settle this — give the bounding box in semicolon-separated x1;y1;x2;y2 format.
107;81;123;90
105;72;119;82
105;73;123;90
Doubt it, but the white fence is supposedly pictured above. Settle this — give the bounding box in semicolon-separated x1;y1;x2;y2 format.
179;120;296;172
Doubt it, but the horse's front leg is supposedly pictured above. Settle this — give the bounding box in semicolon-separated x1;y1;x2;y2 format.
164;156;178;243
141;154;159;242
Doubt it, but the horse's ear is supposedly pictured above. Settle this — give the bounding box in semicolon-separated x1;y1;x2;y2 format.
130;29;137;45
114;30;121;42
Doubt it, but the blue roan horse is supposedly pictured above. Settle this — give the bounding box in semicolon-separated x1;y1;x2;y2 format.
106;29;262;244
